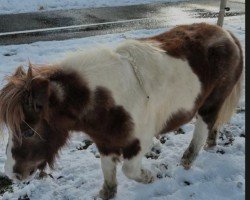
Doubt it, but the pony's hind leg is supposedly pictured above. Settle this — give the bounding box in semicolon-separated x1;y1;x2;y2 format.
205;76;243;149
182;72;242;169
181;89;234;169
181;115;209;169
205;129;218;149
99;155;118;200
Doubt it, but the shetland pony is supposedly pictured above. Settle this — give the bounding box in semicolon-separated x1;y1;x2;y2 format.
0;23;243;199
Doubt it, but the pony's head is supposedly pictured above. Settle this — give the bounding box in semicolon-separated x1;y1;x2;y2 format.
0;65;54;181
0;65;89;181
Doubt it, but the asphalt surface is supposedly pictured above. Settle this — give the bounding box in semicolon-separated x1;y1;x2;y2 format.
0;0;245;45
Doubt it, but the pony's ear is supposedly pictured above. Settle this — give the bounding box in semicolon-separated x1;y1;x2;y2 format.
27;65;33;79
30;77;50;112
14;66;26;77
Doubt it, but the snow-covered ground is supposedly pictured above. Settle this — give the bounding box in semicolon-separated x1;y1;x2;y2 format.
0;13;245;200
0;0;188;14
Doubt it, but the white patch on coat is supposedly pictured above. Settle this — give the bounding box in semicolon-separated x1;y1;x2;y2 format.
50;81;65;102
100;155;117;186
190;115;209;152
4;134;16;179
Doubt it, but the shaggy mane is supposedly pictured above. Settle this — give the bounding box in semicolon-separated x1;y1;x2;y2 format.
0;64;59;140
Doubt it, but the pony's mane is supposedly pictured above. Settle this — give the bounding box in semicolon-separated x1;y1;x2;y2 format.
0;64;59;140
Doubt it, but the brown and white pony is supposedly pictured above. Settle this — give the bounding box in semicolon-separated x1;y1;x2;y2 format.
0;23;243;200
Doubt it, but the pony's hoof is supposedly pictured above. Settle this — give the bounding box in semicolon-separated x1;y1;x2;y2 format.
139;169;155;184
98;182;117;200
181;158;192;170
204;141;217;150
181;147;197;170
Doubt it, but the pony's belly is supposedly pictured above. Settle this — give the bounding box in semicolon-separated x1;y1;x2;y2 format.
159;110;196;134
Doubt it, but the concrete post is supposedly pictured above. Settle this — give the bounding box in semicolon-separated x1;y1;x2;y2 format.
217;0;228;27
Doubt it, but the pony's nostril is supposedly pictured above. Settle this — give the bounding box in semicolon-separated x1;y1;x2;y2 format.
30;169;35;175
15;174;22;180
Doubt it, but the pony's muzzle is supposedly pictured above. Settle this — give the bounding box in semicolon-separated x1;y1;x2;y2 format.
7;171;37;182
4;164;37;182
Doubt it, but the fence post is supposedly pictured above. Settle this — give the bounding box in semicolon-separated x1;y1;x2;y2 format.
217;0;228;27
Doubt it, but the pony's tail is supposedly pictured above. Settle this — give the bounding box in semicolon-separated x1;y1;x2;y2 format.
213;30;244;129
214;71;243;129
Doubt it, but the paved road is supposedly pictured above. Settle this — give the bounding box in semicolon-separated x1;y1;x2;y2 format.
0;0;245;45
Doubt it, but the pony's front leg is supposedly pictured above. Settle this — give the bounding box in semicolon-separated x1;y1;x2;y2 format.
99;155;118;200
122;139;154;184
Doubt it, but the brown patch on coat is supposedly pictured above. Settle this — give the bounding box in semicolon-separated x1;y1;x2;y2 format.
76;86;139;159
147;23;243;133
122;139;141;159
42;67;92;166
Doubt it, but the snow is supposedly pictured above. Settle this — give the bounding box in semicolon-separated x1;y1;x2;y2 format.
0;0;188;15
229;0;245;3
0;14;245;200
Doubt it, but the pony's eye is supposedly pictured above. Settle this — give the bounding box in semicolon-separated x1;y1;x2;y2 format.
35;104;43;112
22;129;34;137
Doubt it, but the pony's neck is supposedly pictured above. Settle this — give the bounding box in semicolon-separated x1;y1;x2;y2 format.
47;66;91;132
47;63;132;151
